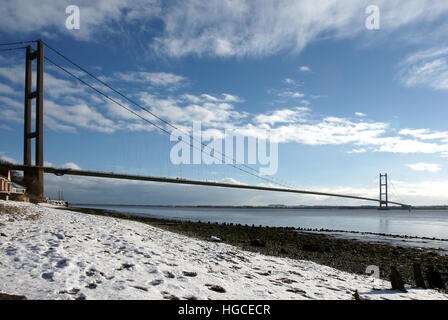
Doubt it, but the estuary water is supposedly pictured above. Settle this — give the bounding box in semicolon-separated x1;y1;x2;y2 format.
74;205;448;253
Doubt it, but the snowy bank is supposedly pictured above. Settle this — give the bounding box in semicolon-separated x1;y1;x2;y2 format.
0;200;447;300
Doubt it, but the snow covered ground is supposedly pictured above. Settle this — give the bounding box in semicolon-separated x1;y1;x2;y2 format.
0;200;447;300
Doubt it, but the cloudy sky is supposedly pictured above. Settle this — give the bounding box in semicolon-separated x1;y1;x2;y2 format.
1;0;448;206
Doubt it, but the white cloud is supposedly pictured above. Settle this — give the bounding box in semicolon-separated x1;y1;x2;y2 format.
397;47;448;90
299;66;311;72
0;0;161;40
355;112;366;117
45;100;119;134
283;78;296;85
371;137;446;154
2;60;448;159
389;179;448;205
0;62;132;134
152;0;448;57
44;161;54;167
221;94;244;103
0;124;13;131
0;109;22;123
114;71;187;87
0;65;24;84
44;72;86;98
0;96;22;109
346;148;367;154
1;1;448;58
221;177;245;185
407;162;441;172
62;162;82;170
254;107;310;126
399;128;448;142
0;83;16;95
138;93;246;127
277;91;305;99
0;156;18;164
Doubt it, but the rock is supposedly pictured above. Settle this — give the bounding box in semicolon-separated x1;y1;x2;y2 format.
163;271;175;279
118;263;134;270
286;288;306;295
278;277;296;284
412;263;426;289
64;288;80;295
150;279;163;286
0;233;7;237
85;268;97;277
426;266;445;290
56;258;69;268
133;286;148;292
390;266;407;292
75;293;86;300
207;284;226;293
210;236;221;242
0;293;27;300
250;239;266;247
182;271;197;277
353;290;364;300
85;283;97;289
41;272;54;282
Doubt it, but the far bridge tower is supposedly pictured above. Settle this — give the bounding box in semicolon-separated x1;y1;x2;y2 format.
379;173;388;209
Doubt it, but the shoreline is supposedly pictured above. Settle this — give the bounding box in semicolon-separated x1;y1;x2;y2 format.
1;200;447;300
62;206;448;287
69;203;448;210
70;205;448;243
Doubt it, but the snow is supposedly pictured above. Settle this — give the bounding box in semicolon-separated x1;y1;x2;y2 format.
0;200;447;300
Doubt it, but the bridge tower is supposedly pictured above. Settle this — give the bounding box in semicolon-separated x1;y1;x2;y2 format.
379;173;388;209
23;40;44;200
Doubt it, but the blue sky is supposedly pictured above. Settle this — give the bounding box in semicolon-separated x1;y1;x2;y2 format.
1;0;448;205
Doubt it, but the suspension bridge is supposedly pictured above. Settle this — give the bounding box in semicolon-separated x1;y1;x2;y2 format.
0;40;411;208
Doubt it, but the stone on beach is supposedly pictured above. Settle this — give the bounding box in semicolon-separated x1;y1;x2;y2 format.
390;266;407;292
412;263;426;289
426;266;445;290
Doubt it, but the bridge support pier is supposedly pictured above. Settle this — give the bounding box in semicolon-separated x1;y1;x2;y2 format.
23;40;44;200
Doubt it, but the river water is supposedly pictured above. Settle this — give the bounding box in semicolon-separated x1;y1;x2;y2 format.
74;205;448;253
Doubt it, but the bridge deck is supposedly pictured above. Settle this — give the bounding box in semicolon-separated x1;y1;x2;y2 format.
0;164;410;207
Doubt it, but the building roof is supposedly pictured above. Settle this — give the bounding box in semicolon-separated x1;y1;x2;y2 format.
0;175;25;189
11;182;26;189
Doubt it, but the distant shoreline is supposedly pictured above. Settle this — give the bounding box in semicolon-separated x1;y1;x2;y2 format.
69;203;448;210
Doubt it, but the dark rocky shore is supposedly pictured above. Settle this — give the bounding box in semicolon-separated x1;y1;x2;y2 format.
61;206;448;290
